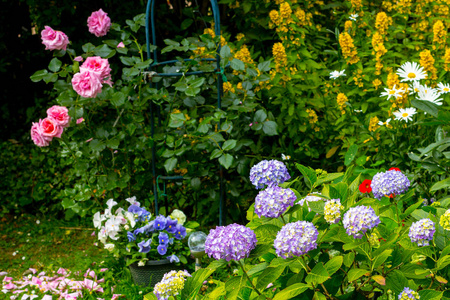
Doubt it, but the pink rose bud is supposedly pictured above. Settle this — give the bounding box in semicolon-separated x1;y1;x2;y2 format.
31;120;51;147
72;71;103;98
80;56;113;87
74;56;83;62
87;9;111;37
77;118;85;124
86;138;93;143
41;26;69;51
117;42;125;48
47;105;70;128
41;117;63;139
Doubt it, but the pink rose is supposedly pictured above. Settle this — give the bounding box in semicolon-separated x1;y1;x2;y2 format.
31;120;51;147
41;117;63;139
74;56;83;62
80;56;113;87
76;117;85;124
72;71;103;98
41;26;69;51
47;105;70;128
117;42;125;48
87;9;111;37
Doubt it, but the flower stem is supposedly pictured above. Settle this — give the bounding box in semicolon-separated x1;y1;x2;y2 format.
237;260;262;297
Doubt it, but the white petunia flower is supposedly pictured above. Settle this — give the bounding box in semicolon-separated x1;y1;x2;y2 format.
104;243;115;252
437;82;450;94
330;69;346;80
106;198;118;209
393;107;417;122
380;84;405;100
93;212;106;229
397;61;427;82
125;196;140;207
349;14;358;21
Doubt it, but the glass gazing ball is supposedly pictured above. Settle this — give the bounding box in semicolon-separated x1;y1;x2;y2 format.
188;231;207;252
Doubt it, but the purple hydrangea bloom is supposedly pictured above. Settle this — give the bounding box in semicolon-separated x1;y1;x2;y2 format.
138;239;151;253
274;221;319;258
398;287;420;300
205;223;257;261
343;206;380;239
409;218;435;246
165;217;178;234
174;224;186;240
154;215;167;231
127;231;136;242
250;160;291;189
157;244;168;255
371;170;410;199
254;186;297;218
159;232;169;245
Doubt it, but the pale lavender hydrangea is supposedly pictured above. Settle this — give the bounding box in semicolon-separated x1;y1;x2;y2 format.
371;170;410;199
205;224;257;261
250;160;290;189
297;192;322;211
274;221;319;258
254;186;297;218
153;270;191;300
398;287;420;300
409;218;435;246
343;206;380;238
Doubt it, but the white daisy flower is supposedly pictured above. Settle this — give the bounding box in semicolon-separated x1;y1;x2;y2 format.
417;85;442;105
393;107;417;122
349;14;358;21
437;82;450;94
330;69;346;79
380;84;405;100
409;80;423;95
354;109;363;113
397;62;427;82
281;154;291;160
377;118;392;126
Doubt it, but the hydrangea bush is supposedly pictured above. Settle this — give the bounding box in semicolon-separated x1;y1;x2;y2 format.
177;160;450;300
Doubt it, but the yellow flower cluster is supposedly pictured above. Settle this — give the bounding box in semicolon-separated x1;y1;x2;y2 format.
440;209;450;230
420;49;437;80
235;45;255;65
444;48;450;71
433;20;447;45
223;82;235;94
369;116;380;132
372;78;382;90
345;20;353;34
375;12;392;35
269;10;281;27
306;108;318;124
236;33;245;41
339;32;359;64
393;0;412;14
336;93;348;113
324;199;344;224
386;72;400;89
349;0;363;13
353;69;364;88
372;32;387;75
294;8;313;26
273;42;288;71
280;2;292;20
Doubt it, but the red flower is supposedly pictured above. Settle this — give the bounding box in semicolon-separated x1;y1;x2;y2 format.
359;179;372;193
389;167;401;172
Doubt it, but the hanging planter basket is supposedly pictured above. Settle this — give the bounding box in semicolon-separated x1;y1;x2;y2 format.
128;259;176;287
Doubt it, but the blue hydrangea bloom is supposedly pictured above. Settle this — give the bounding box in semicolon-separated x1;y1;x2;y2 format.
250;160;290;189
343;206;380;239
398;287;420;300
409;218;435;246
274;221;319;258
254;186;297;218
371;170;410;199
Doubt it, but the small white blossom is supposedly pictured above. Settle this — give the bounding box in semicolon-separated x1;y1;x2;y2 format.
330;69;346;80
349;14;358;21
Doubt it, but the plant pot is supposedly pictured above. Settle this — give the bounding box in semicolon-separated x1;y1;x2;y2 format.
128;259;176;287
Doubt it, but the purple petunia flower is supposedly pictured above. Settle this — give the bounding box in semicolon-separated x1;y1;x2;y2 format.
370;170;410;199
205;223;257;261
343;206;380;239
154;215;167;231
250;160;291;189
254;186;297;218
398;287;420;300
165;217;178;234
157;244;167;255
274;221;318;258
159;232;169;245
409;218;435;246
138;239;151;253
174;224;186;240
127;231;136;242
